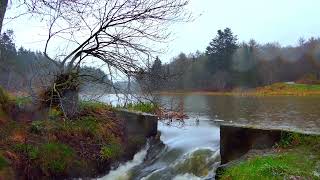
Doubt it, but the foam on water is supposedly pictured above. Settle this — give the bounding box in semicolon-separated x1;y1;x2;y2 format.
173;174;203;180
100;145;149;180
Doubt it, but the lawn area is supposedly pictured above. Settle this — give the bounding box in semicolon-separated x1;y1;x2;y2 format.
218;133;320;179
255;82;320;96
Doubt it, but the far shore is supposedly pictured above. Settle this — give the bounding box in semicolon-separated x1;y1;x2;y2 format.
155;83;320;96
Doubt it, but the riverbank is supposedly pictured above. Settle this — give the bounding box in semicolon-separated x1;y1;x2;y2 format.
217;132;320;179
157;82;320;96
0;87;158;179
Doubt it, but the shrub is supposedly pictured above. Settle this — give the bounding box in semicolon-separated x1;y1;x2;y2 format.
0;86;9;110
13;143;76;174
277;132;320;148
278;132;301;148
30;121;47;134
48;108;63;120
39;143;75;174
77;116;100;136
100;137;122;160
13;144;39;160
0;155;8;170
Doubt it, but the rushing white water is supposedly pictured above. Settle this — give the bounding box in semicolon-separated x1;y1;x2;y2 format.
172;174;203;180
101;115;220;180
99;94;221;180
99;145;149;180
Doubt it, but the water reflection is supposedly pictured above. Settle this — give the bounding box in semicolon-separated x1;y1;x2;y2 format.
159;95;320;134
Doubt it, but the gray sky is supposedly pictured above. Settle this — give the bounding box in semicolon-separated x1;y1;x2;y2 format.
4;0;320;63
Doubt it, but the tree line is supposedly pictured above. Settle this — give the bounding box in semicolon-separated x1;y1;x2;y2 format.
0;30;111;95
146;28;320;91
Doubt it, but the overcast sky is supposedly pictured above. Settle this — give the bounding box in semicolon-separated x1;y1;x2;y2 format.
4;0;320;63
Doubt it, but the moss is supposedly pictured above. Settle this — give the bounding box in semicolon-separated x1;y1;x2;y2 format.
175;149;214;177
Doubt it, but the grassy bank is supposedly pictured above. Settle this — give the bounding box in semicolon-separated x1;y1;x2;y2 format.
218;132;320;179
0;88;151;179
158;83;320;96
255;82;320;96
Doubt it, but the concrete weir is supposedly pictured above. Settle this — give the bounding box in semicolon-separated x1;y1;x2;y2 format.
216;120;320;165
115;109;158;138
215;120;320;179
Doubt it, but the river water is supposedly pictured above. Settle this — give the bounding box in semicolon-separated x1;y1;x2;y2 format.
95;94;320;180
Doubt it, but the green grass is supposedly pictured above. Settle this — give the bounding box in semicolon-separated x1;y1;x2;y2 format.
13;143;40;160
120;102;158;113
39;142;75;174
256;82;320;95
100;137;123;160
0;155;8;171
30;116;103;138
273;83;320;91
79;101;113;111
80;100;158;113
0;86;9;107
220;152;317;180
13;142;76;174
48;108;63;120
11;96;32;107
73;116;100;136
219;132;320;179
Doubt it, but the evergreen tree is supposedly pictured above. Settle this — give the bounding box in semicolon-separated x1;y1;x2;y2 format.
150;56;163;91
206;28;238;72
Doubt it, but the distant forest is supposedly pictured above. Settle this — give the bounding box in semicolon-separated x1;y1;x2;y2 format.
144;28;320;92
1;28;320;94
0;30;111;95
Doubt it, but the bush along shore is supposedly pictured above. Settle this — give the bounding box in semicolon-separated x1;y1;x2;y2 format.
158;82;320;96
0;87;158;179
217;132;320;179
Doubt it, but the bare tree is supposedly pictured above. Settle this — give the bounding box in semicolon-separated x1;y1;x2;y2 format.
11;0;190;118
0;0;8;34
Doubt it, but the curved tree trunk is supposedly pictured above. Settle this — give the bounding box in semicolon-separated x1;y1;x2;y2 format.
60;89;79;118
0;0;8;34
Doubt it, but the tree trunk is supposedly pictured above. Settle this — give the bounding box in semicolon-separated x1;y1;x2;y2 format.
42;72;80;119
0;0;8;34
60;89;79;119
6;69;11;90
